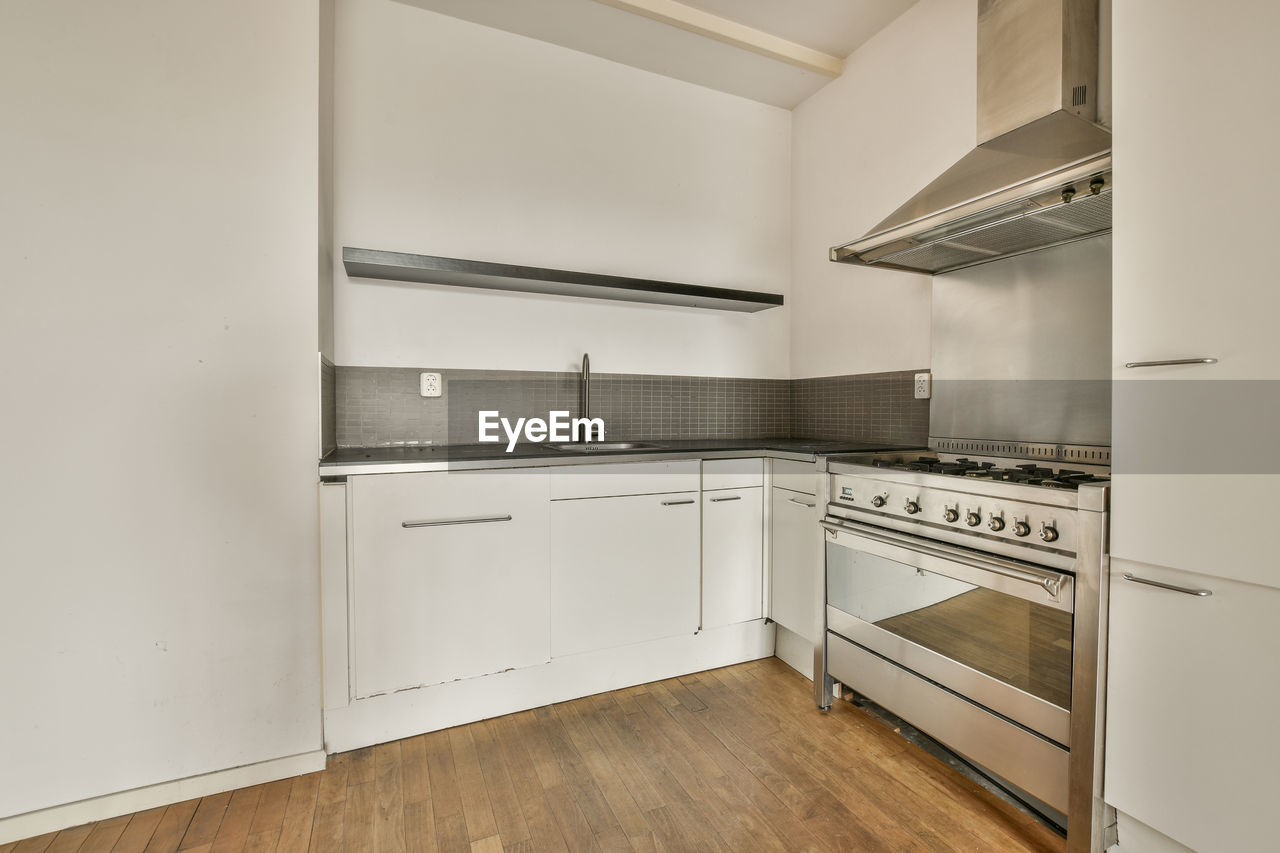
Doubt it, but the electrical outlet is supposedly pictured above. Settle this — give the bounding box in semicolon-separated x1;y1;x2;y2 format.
420;372;442;398
914;372;932;399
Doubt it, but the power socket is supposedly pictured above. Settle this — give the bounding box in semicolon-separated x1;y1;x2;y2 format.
419;372;442;398
914;372;932;400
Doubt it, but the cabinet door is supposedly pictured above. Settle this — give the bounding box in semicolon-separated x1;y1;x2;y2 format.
349;470;550;698
702;487;764;629
550;491;699;656
770;486;821;643
1111;0;1280;584
1104;559;1280;853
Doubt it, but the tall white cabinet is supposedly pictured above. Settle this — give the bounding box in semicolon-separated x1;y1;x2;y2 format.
1107;2;1280;851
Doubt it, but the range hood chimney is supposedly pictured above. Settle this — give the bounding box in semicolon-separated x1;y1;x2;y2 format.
831;0;1110;275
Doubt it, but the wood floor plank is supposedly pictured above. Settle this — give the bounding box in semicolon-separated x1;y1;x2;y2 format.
469;836;503;853
248;778;294;836
178;793;232;851
575;696;665;814
346;747;376;787
76;815;130;853
448;727;499;843
434;812;470;853
208;785;263;853
541;785;600;853
373;742;407;853
275;773;321;853
3;659;1065;853
469;720;530;847
42;824;93;853
109;806;168;853
424;728;465;829
11;831;58;853
631;690;788;853
402;800;436;853
507;712;564;792
243;830;280;853
533;707;620;838
305;803;343;853
550;703;651;849
143;800;202;853
399;735;431;807
340;781;375;853
490;716;571;853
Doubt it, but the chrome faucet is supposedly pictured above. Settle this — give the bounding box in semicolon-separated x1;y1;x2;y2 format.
580;353;590;420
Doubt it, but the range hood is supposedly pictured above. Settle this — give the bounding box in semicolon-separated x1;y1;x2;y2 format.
831;0;1110;275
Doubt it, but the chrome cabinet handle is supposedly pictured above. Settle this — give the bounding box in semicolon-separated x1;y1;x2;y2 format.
1122;573;1213;597
788;497;816;508
821;518;1069;602
709;495;742;502
661;498;695;506
402;514;512;528
1124;357;1217;368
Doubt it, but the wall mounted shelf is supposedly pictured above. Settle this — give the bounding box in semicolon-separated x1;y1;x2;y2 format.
342;248;783;313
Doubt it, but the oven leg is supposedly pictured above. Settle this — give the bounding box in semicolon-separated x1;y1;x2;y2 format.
814;637;833;711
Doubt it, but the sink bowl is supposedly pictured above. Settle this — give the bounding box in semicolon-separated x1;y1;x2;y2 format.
550;441;661;453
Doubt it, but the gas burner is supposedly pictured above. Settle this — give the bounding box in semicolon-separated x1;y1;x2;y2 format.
840;452;1108;491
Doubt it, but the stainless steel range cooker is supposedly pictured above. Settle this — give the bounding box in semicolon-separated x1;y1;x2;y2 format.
815;444;1110;852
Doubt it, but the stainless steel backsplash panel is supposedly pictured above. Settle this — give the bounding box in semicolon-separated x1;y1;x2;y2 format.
930;235;1111;448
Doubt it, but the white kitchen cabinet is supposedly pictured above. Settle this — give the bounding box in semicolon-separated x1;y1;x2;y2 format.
769;485;821;643
348;470;550;698
550;484;700;657
701;486;764;629
1110;0;1280;584
1104;559;1280;853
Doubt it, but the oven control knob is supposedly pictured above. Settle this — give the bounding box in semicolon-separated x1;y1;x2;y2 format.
1013;520;1032;537
987;514;1005;532
1039;522;1059;543
871;494;888;508
904;499;920;515
965;511;981;527
943;507;959;523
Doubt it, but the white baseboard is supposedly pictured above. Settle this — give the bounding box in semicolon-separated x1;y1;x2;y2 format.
773;623;816;680
0;750;326;845
324;620;776;754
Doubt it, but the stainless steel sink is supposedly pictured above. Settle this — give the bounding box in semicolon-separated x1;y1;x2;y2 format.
550;441;661;452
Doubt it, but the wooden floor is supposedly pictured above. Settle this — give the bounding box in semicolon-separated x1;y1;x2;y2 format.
2;658;1064;853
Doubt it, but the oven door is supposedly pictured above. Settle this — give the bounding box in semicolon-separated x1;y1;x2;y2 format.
822;516;1074;745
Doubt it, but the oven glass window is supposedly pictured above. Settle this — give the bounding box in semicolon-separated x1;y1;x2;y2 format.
827;542;1072;710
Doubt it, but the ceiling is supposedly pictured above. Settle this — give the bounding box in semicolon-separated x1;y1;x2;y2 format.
394;0;920;109
678;0;921;59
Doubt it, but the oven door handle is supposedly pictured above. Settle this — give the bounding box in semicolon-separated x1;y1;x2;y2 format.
821;518;1068;602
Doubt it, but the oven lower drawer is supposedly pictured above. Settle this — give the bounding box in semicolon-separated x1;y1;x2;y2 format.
826;632;1069;813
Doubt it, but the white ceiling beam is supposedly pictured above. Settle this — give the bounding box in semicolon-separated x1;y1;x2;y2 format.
588;0;844;77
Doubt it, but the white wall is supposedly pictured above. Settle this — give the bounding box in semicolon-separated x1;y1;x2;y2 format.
0;0;323;822
334;0;792;378
790;0;977;378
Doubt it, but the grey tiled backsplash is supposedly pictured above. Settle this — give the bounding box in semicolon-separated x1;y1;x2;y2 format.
336;366;928;448
791;370;930;445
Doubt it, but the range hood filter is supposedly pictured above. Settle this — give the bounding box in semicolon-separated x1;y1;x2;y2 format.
862;188;1111;275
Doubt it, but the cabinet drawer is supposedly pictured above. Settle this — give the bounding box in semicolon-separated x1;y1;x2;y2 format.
550;460;699;500
349;470;551;698
702;458;764;490
772;459;818;496
1105;559;1280;853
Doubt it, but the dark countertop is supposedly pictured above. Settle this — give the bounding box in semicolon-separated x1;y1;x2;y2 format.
319;437;915;475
